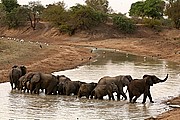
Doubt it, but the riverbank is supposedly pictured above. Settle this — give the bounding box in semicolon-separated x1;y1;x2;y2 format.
0;23;179;119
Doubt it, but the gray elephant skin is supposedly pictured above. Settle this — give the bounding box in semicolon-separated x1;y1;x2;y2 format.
26;72;58;95
57;75;71;95
78;82;97;99
18;74;31;93
98;75;132;100
128;74;168;103
64;81;86;96
91;82;118;100
9;65;27;90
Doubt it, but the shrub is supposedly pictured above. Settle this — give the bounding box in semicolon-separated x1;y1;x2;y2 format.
112;15;136;33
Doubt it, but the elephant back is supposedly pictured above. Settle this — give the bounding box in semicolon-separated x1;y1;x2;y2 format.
57;75;71;84
79;82;97;94
98;76;116;85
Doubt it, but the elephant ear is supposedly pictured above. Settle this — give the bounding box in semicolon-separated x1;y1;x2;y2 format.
12;65;18;68
125;75;133;82
121;76;130;86
31;73;41;83
143;75;151;79
145;77;153;86
20;65;27;76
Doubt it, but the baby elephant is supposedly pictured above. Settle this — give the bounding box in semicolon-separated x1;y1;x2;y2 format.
78;82;97;99
91;82;118;100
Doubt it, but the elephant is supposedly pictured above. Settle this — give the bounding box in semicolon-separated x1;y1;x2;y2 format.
97;75;132;100
56;75;71;95
18;74;30;93
78;82;97;99
26;72;59;95
64;81;86;96
9;65;27;90
91;82;118;100
128;74;168;103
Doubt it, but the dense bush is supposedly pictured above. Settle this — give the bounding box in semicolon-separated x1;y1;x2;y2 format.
112;15;136;33
142;18;162;27
69;4;107;30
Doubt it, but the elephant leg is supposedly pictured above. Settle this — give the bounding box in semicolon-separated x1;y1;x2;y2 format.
129;92;134;103
99;96;103;100
142;93;148;104
120;91;127;100
10;82;14;90
147;90;154;103
111;94;115;100
117;93;121;100
133;94;141;103
45;89;47;94
78;93;82;98
86;95;89;99
94;93;97;99
46;87;53;95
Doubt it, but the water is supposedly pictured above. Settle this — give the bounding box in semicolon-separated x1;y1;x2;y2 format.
0;48;179;120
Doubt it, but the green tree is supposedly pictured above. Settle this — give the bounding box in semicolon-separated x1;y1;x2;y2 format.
129;1;145;18
25;1;45;30
112;14;135;33
0;3;6;26
69;4;107;30
1;0;19;12
166;0;180;29
6;7;28;28
129;0;165;19
42;1;66;26
85;0;109;13
144;0;165;19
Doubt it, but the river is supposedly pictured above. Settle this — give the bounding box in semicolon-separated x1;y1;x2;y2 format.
0;48;179;120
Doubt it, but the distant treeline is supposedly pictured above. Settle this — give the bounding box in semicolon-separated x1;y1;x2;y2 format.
0;0;179;34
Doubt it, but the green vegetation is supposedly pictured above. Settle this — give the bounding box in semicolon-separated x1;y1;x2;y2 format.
166;0;180;29
0;0;179;34
112;14;135;33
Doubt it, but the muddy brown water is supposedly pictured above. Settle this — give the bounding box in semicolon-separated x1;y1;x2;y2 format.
0;48;179;120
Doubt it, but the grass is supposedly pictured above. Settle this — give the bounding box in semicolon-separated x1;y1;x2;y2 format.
0;38;49;69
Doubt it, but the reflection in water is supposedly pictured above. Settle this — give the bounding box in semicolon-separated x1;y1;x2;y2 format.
0;48;179;119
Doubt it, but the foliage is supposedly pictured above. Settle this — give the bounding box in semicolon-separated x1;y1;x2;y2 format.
42;2;66;25
143;18;162;26
1;0;19;12
129;1;145;18
5;7;28;28
69;4;107;30
144;0;165;19
129;0;165;19
0;3;6;26
27;1;45;30
166;0;180;29
85;0;109;13
112;14;136;33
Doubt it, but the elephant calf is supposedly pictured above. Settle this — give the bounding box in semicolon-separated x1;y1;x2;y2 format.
78;82;97;99
128;74;168;103
65;81;86;96
18;75;30;93
57;75;71;95
91;82;118;100
98;75;132;100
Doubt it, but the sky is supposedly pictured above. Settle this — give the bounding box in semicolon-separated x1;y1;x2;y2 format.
17;0;140;14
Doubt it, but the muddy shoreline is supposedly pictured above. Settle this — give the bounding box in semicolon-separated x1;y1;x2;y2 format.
0;24;179;119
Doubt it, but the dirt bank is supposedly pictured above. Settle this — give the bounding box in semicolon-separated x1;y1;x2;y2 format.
0;22;179;119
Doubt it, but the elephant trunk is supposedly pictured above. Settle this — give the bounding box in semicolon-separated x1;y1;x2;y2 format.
160;74;168;82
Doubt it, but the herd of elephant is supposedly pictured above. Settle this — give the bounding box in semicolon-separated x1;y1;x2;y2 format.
9;65;168;103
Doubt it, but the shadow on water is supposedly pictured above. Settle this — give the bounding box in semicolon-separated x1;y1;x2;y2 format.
0;48;179;119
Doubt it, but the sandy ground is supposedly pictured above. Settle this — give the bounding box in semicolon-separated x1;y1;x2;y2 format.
0;22;179;119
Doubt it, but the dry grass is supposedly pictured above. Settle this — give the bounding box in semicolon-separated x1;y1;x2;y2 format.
0;38;51;70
